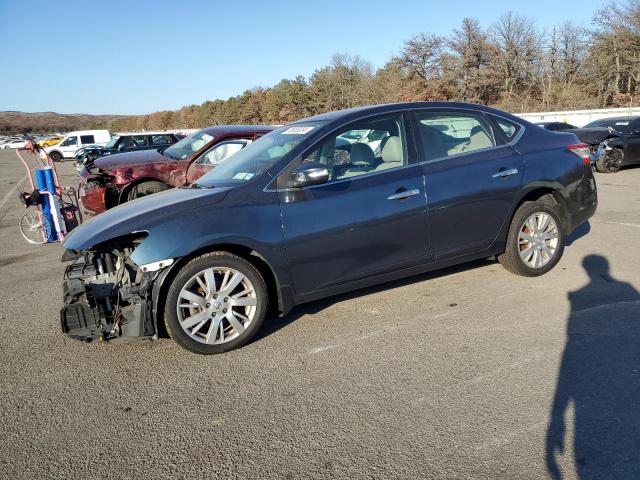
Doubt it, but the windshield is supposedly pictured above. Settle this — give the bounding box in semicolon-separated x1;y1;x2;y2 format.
195;122;325;188
105;136;119;148
163;130;214;160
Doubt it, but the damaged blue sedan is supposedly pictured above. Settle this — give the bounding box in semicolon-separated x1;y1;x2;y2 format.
60;102;597;354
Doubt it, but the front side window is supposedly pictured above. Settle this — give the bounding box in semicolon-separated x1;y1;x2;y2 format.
197;141;247;165
299;114;407;182
195;122;325;187
80;135;95;144
61;136;78;147
163;130;215;160
105;136;119;148
415;111;496;161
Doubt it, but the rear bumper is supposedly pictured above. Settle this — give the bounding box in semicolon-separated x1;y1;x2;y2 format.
567;176;598;233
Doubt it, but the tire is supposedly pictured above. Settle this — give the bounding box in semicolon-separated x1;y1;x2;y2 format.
49;151;62;162
595;148;623;173
498;199;565;277
124;181;168;203
165;252;268;354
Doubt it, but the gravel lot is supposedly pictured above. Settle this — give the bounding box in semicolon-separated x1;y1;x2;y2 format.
0;148;639;479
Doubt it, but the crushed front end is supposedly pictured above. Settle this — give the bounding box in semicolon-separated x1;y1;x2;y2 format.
78;166;120;215
60;235;165;343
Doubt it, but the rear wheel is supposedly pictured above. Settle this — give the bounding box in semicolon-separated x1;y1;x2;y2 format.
595;147;623;173
124;181;168;203
165;252;268;354
49;151;62;162
498;200;564;276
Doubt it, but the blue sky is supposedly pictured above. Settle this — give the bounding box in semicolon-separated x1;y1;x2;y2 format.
0;0;607;115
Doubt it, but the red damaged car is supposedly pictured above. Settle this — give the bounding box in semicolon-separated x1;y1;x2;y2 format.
79;125;273;214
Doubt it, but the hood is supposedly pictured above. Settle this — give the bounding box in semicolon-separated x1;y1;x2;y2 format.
95;148;169;171
63;186;231;251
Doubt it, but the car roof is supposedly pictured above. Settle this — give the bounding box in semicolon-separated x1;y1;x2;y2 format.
289;101;525;125
114;131;179;136
199;125;274;135
590;116;640;123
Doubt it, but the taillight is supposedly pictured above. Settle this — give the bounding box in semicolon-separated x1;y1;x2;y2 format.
568;143;591;165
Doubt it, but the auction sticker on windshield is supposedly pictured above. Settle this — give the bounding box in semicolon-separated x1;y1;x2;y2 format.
282;126;315;135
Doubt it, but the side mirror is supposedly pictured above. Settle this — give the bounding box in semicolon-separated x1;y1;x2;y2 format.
290;162;330;188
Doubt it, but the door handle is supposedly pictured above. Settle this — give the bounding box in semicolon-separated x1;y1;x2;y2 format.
492;168;519;178
387;188;421;200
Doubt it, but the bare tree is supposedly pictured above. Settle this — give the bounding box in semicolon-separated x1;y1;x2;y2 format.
490;12;543;108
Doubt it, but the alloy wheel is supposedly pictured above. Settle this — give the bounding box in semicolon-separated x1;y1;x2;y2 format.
176;267;258;345
605;149;623;171
518;212;559;269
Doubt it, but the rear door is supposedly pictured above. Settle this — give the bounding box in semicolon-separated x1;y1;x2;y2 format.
277;112;429;297
623;118;640;163
413;109;524;259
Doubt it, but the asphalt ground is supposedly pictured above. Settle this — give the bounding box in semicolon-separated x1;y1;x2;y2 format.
0;148;639;479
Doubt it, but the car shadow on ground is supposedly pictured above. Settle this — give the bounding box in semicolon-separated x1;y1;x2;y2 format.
254;256;495;342
565;221;590;246
256;221;593;343
546;254;640;479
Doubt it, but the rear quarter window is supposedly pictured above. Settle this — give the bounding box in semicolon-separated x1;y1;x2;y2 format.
491;117;521;142
80;135;95;144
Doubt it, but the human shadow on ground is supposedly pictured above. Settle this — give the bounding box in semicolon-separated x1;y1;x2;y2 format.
546;254;640;479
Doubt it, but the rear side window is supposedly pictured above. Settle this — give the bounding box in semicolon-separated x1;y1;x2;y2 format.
80;135;95;144
151;134;173;145
492;117;521;141
129;135;147;147
414;111;496;161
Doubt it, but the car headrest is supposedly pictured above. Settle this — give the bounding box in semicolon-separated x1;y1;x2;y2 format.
468;125;493;149
381;136;403;164
349;143;375;166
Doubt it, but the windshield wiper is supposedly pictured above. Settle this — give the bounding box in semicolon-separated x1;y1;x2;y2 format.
184;182;213;190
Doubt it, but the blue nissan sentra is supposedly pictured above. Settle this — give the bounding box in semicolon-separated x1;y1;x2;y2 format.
60;102;597;354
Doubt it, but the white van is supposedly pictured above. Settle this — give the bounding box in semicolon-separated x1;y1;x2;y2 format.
44;130;111;161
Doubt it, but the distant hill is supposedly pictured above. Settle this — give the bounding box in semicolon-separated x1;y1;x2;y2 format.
0;111;128;135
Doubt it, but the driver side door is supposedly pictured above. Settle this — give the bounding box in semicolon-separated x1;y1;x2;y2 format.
277;112;430;299
59;136;78;157
186;139;250;183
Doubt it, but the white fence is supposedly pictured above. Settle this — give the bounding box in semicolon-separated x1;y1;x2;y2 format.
516;106;640;128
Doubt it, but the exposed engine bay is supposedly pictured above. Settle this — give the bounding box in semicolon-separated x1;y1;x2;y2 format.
60;239;159;342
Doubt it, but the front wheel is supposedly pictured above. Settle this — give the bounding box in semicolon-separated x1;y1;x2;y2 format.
595;148;623;173
49;151;62;162
125;181;168;203
498;200;565;276
165;252;268;354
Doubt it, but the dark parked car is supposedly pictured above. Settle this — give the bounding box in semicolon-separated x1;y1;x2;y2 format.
60;102;597;354
78;125;273;214
579;116;640;173
74;132;180;172
535;121;577;131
